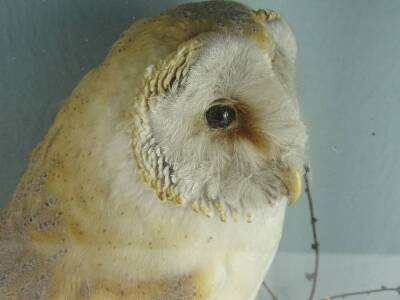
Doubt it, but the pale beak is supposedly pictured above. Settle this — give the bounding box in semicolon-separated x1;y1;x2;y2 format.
279;169;302;205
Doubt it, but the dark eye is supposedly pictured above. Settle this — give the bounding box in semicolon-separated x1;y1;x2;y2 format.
205;105;236;129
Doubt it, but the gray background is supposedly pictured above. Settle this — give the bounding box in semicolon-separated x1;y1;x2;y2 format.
1;1;400;299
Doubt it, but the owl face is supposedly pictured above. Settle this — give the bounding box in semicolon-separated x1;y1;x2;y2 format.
132;33;306;222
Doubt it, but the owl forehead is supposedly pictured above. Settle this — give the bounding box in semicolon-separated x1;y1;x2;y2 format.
152;34;285;133
178;34;275;108
143;33;276;115
195;34;272;86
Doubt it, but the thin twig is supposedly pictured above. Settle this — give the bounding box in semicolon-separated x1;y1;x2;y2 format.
321;285;400;299
304;164;320;300
263;282;278;300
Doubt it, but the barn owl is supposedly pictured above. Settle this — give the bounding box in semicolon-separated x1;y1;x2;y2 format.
0;1;306;299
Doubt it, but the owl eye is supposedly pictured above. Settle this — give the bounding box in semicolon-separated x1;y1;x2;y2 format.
205;105;236;129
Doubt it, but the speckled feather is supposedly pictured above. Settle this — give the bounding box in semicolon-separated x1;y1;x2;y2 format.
0;1;306;299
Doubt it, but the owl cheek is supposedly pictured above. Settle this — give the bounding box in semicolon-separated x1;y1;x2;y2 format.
232;103;271;158
237;122;269;155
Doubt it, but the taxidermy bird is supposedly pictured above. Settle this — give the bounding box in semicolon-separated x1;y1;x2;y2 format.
0;1;306;299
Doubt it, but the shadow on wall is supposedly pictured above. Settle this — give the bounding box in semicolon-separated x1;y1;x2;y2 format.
0;0;186;206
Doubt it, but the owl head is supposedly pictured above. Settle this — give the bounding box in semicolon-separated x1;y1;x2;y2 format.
131;18;306;223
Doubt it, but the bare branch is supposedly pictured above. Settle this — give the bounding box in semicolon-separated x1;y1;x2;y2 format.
321;285;400;299
263;282;278;300
304;164;320;300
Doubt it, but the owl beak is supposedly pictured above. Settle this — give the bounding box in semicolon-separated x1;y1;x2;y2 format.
279;168;302;205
